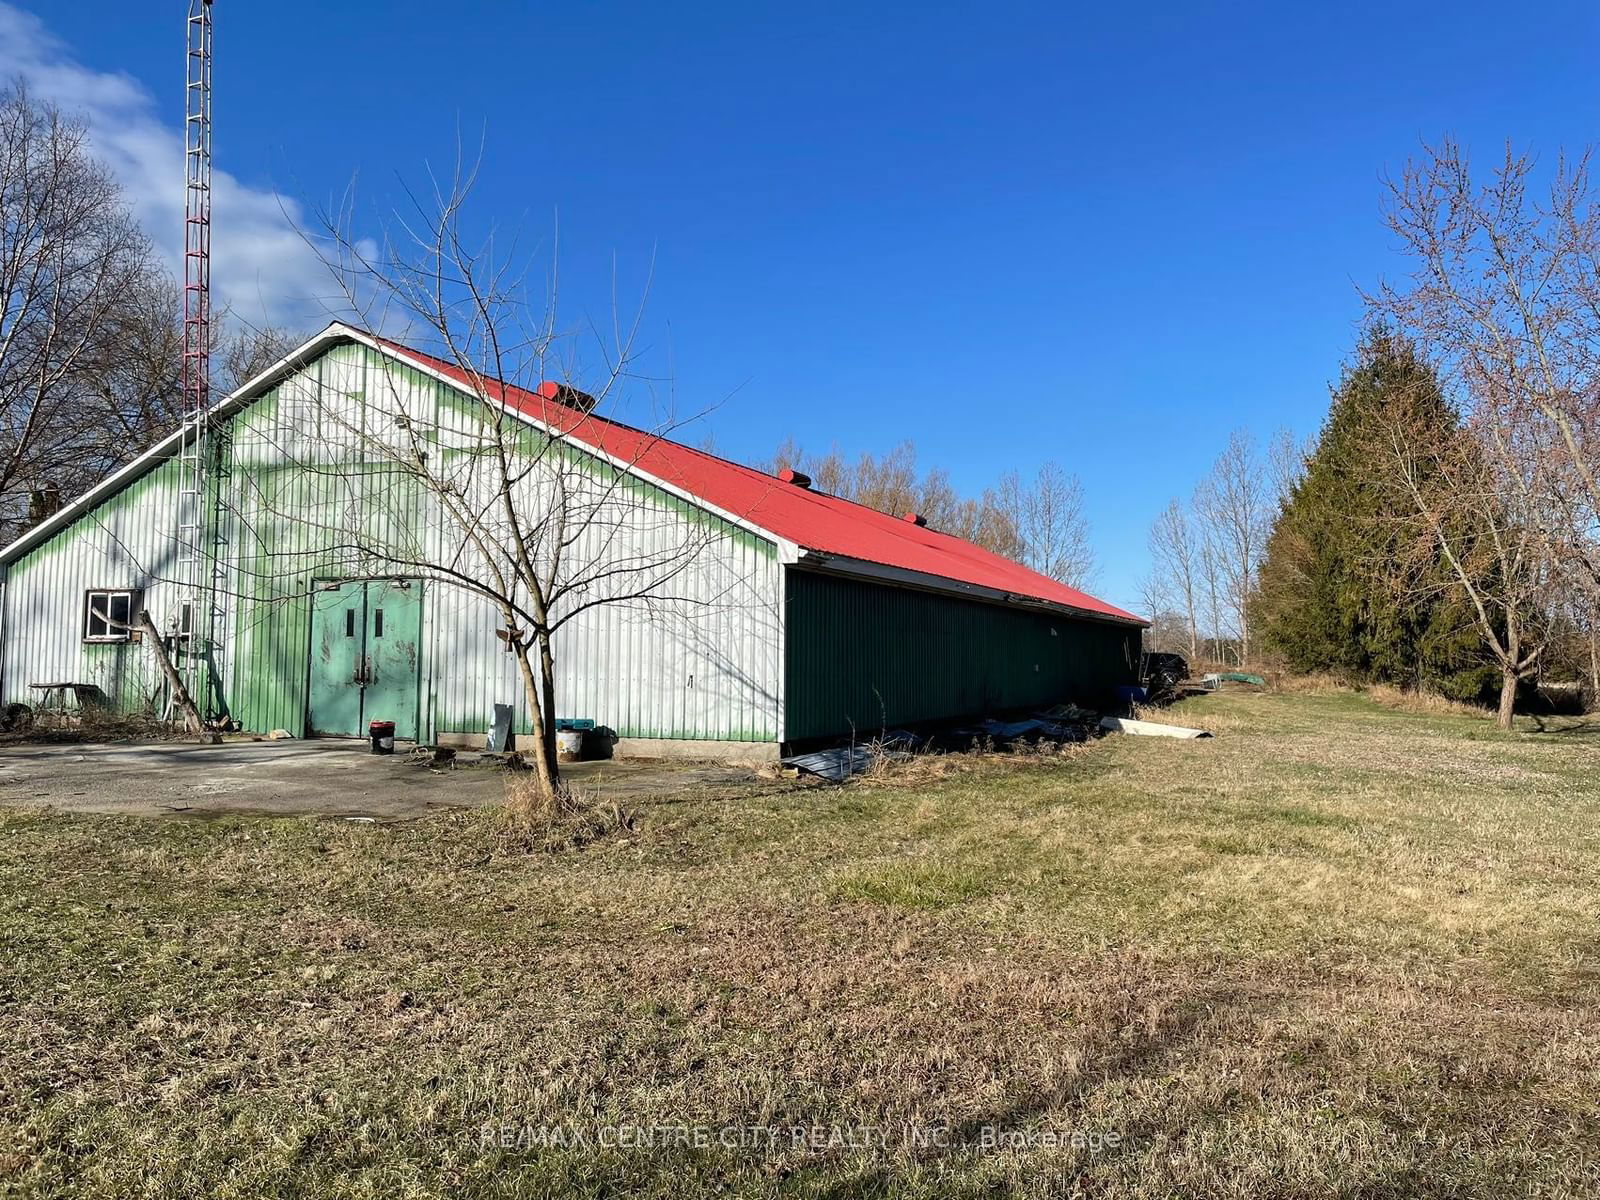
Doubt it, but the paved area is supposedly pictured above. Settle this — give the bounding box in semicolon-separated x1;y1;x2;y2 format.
0;738;761;820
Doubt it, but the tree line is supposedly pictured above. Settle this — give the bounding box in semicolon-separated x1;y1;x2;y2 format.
1147;139;1600;728
0;85;297;545
769;438;1097;590
1140;428;1302;668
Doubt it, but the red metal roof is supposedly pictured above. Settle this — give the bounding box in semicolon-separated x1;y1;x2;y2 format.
376;336;1145;625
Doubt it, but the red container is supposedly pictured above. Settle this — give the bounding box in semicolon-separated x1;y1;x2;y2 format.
368;719;396;755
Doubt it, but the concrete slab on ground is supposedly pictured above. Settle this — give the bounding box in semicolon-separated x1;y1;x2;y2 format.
0;738;762;820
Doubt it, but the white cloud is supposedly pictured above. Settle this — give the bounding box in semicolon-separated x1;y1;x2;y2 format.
0;3;333;331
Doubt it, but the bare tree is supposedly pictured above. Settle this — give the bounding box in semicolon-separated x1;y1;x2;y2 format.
0;84;154;542
768;440;855;501
217;319;302;394
1374;139;1600;603
768;436;805;478
1377;385;1554;728
997;461;1096;588
73;277;305;485
1266;426;1307;510
850;441;919;516
0;84;286;543
1147;498;1200;663
1197;517;1229;665
76;271;182;464
1546;563;1600;708
766;438;1026;561
1140;603;1196;659
1193;431;1270;664
934;483;1025;562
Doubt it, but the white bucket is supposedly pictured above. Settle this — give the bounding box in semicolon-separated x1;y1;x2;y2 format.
555;728;584;761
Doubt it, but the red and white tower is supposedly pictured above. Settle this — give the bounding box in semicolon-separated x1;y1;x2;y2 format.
175;0;214;708
182;0;212;417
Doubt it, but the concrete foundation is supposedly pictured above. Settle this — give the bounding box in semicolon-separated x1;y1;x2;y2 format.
435;730;779;767
613;737;780;767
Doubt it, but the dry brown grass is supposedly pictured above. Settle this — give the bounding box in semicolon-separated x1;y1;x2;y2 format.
497;771;636;853
1270;672;1492;720
3;689;1599;1197
1363;681;1491;719
859;736;1092;787
1271;669;1354;695
0;702;173;746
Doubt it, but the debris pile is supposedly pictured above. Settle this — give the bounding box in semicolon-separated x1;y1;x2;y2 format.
781;704;1106;782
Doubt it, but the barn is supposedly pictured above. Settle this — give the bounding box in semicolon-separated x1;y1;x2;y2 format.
0;323;1144;759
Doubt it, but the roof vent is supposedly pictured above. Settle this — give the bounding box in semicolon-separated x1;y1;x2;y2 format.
778;468;812;489
535;380;598;413
902;512;927;527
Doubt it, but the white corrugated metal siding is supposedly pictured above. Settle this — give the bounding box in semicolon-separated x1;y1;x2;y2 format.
0;453;191;711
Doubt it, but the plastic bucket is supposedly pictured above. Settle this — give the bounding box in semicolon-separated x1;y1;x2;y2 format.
555;728;584;762
368;719;396;755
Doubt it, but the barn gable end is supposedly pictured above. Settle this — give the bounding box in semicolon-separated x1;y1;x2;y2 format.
0;334;785;748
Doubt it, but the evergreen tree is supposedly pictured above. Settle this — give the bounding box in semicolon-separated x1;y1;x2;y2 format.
1256;329;1492;698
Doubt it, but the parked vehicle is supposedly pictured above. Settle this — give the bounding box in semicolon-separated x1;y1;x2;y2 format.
1141;652;1189;695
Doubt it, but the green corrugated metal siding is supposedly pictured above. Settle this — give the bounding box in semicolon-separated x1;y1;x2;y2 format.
221;345;463;735
783;568;1140;742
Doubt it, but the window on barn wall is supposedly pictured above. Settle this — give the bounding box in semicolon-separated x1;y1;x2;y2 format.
83;590;143;643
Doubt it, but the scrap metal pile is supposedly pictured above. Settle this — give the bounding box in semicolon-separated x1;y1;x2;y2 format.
780;703;1107;782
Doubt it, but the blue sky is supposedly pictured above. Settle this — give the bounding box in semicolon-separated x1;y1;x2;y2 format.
6;1;1600;612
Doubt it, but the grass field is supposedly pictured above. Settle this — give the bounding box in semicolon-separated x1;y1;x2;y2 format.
3;690;1600;1198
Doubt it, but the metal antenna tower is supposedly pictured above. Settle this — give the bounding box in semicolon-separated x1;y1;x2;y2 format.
175;0;214;713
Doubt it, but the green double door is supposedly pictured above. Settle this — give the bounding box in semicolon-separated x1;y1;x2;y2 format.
308;579;423;741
